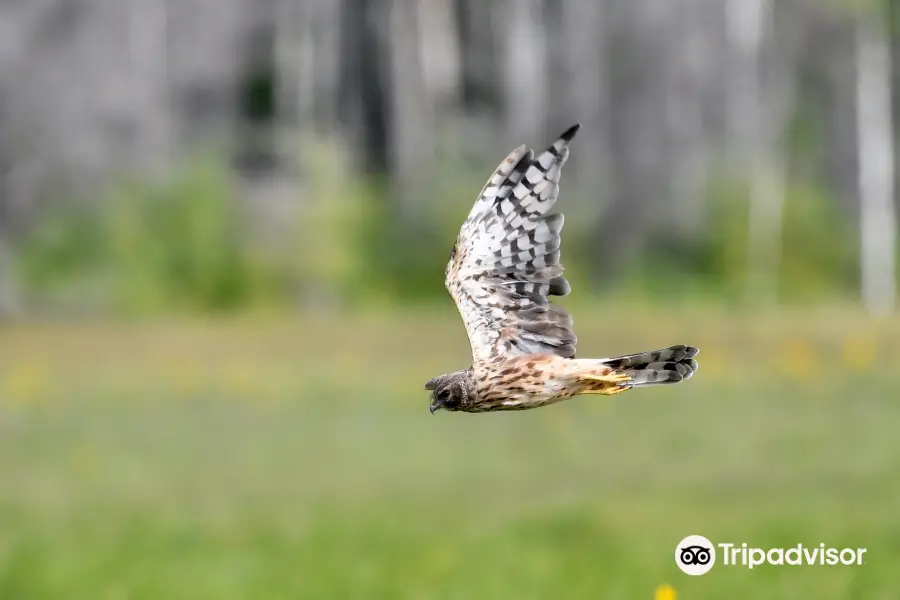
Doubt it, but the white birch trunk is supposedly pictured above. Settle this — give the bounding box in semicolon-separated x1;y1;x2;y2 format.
663;0;712;235
417;0;461;110
287;0;341;133
728;0;787;304
726;0;765;164
856;17;896;315
385;0;435;211
501;0;546;143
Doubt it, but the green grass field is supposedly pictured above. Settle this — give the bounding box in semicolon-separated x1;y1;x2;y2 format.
1;308;899;599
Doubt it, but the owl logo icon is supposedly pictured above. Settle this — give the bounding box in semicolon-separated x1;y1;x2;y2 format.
675;535;716;575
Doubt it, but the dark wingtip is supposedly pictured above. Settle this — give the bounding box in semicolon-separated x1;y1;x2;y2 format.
559;122;581;142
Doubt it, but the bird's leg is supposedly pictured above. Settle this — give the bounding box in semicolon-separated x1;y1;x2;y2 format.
578;372;633;396
580;372;631;384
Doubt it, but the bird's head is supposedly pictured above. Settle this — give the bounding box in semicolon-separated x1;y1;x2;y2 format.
424;371;469;413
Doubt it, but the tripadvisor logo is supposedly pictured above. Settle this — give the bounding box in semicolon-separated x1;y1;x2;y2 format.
675;535;716;576
674;535;867;575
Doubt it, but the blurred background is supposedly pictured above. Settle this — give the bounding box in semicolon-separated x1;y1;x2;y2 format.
1;1;899;598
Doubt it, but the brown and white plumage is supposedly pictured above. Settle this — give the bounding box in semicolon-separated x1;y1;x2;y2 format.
426;124;699;413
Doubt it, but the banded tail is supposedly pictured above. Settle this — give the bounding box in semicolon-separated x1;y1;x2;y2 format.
601;345;699;387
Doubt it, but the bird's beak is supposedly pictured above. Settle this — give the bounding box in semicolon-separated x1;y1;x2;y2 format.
429;399;440;414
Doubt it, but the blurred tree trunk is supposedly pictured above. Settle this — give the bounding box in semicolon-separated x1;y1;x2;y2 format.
338;0;388;174
0;119;21;318
285;0;311;131
728;0;791;305
726;0;764;164
592;0;669;283
283;0;342;134
558;0;609;216
384;0;435;215
0;237;18;320
822;16;860;215
277;0;343;165
890;0;900;221
417;0;461;111
856;13;896;315
128;0;172;173
501;0;547;143
455;0;499;113
663;0;717;236
311;0;342;131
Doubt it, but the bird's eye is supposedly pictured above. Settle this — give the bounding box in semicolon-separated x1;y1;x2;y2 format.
438;390;451;400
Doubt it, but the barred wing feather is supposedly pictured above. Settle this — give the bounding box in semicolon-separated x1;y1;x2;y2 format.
445;124;581;364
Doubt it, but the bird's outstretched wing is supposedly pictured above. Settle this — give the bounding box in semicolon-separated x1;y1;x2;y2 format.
445;124;580;365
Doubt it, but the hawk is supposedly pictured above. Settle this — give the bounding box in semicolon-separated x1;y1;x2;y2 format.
425;123;699;413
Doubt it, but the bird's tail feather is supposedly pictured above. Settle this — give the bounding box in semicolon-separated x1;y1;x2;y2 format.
600;345;699;387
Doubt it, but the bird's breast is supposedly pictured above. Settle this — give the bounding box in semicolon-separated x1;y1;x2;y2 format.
468;354;573;411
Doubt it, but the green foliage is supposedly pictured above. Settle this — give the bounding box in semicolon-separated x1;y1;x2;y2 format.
106;163;254;313
355;189;453;302
16;159;288;315
351;157;491;304
619;175;858;304
829;0;891;22
291;139;400;308
15;202;106;300
778;182;857;300
10;151;870;316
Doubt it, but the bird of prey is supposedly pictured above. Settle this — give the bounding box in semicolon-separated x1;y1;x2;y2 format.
425;123;698;414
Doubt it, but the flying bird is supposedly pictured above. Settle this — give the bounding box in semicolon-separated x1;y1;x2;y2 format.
426;123;698;413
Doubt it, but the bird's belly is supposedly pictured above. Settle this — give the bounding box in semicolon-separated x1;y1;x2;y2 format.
469;356;575;411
